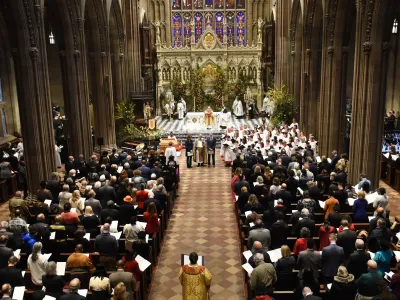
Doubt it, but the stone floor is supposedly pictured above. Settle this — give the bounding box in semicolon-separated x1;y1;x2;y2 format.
147;155;246;300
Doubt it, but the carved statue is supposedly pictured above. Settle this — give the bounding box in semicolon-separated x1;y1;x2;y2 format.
257;18;264;43
154;21;161;45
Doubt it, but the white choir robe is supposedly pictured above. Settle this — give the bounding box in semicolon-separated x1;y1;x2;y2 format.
177;103;184;119
221;145;234;164
55;145;62;168
165;146;178;162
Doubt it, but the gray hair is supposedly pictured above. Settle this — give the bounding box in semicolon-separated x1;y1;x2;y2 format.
32;242;43;262
254;253;264;265
0;221;8;229
87;190;96;198
94;181;101;189
355;239;364;250
69;169;76;176
124;163;130;168
62;184;69;191
46;261;57;276
300;227;311;238
301;208;309;217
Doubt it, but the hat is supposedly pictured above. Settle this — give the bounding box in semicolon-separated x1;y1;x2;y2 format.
151;173;156;179
123;195;133;202
334;266;354;283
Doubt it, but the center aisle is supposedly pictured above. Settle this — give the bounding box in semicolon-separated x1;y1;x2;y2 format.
148;154;246;300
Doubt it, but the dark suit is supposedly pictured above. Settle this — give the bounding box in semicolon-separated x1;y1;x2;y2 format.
0;245;14;269
100;208;118;224
304;295;322;300
143;198;161;213
295;217;315;238
60;293;86;300
321;243;345;278
97;185;117;207
337;229;357;259
347;249;370;279
275;189;292;209
270;220;289;250
118;203;137;225
150;167;162;179
0;266;24;288
206;137;217;166
46;180;61;203
297;249;321;280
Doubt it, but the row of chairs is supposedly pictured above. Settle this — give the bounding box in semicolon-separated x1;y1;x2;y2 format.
233;195;394;300
17;192;177;300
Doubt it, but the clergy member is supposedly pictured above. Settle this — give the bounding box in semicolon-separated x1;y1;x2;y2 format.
204;106;215;127
232;97;244;119
165;141;178;163
193;134;207;167
179;252;212;300
177;100;185;120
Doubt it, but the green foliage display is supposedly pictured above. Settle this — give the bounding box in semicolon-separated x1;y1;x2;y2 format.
212;67;228;110
171;78;186;101
189;67;206;110
114;100;163;140
267;85;296;128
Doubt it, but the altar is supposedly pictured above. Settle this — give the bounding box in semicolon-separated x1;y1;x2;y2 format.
185;112;221;131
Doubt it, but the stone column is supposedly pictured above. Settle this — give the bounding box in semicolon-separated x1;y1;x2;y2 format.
10;1;56;195
124;0;142;94
275;0;291;88
348;1;390;188
58;49;93;159
164;0;172;47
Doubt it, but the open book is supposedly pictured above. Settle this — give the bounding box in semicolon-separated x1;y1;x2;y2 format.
181;254;204;266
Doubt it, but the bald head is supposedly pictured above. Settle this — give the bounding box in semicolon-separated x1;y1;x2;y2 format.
281;183;287;190
75;244;83;253
367;260;377;271
37;214;45;221
102;223;110;232
15;191;22;198
70;278;80;292
377;207;384;215
253;241;262;250
302;287;312;297
1;284;11;296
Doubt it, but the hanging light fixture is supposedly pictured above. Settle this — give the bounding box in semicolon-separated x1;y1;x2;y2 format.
49;31;55;44
393;19;398;35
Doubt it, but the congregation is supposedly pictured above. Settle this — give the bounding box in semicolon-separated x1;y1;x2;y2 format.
0;147;179;300
223;119;400;300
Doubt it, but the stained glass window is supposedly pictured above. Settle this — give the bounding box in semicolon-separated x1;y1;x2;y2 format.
236;12;245;46
183;13;191;46
194;13;203;43
226;12;234;46
172;0;181;9
182;0;192;9
215;12;224;43
205;12;213;28
171;0;245;48
173;14;183;47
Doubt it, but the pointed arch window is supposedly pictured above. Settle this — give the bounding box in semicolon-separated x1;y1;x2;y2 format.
393;19;398;34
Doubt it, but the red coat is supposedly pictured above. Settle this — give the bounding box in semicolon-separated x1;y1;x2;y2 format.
144;212;159;234
293;238;316;255
122;257;142;281
319;225;335;250
136;190;149;209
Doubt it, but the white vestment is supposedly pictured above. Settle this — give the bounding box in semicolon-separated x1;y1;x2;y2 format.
218;111;231;128
177;102;184;119
262;96;269;112
165;146;178;162
232;98;244;117
55;144;62;168
181;98;187;114
17;142;24;160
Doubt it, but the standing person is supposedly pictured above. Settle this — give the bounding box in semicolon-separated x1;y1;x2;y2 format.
206;133;216;167
193;134;207;167
27;242;48;287
185;135;193;169
177;100;184;120
321;234;345;285
164;142;178;164
179;252;212;300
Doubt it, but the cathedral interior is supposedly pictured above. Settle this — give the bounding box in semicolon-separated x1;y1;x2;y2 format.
0;0;400;299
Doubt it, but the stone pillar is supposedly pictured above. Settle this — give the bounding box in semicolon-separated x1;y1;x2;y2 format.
10;1;56;195
89;51;117;150
164;0;172;47
348;1;390;188
275;0;291;88
58;49;93;159
124;0;142;94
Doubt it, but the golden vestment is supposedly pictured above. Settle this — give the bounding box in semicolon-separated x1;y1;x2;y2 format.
204;109;215;126
179;264;212;300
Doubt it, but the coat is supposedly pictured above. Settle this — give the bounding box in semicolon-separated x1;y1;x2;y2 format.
109;270;136;300
337;229;358;259
347;250;370;279
297;249;321;280
321;243;345;277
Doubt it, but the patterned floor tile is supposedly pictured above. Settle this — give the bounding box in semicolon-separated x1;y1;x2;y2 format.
148;155;246;300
